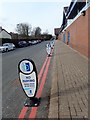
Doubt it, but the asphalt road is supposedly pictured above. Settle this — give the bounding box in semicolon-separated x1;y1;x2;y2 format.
2;40;53;118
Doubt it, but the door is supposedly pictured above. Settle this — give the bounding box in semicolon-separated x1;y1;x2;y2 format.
68;32;70;44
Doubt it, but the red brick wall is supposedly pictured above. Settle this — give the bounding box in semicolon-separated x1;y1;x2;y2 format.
58;34;62;40
58;7;89;57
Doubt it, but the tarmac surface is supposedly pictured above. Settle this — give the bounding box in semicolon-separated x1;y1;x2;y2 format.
48;40;88;119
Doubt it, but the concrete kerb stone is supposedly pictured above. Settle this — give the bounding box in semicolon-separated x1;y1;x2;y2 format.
48;42;59;118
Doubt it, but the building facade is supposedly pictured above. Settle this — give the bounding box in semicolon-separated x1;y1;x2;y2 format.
58;0;90;57
0;27;11;39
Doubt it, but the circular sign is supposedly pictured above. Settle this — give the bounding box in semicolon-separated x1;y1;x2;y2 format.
19;60;33;74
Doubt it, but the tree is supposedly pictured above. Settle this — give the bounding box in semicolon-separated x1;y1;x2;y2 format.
31;27;36;36
35;27;41;36
16;23;32;36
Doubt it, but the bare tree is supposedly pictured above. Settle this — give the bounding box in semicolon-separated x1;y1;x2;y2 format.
31;27;36;36
16;23;32;36
35;27;41;36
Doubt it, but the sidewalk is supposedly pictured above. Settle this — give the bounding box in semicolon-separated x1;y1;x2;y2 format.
48;40;88;119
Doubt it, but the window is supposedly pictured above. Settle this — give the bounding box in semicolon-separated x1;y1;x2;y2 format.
68;32;70;44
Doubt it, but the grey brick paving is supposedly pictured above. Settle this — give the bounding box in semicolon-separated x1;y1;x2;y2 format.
48;41;88;119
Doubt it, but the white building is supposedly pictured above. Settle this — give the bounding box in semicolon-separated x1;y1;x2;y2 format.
0;27;11;39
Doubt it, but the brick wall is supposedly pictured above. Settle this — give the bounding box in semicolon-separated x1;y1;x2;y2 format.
58;7;89;58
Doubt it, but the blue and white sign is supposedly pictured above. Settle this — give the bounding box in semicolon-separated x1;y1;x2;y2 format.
18;59;38;98
46;43;51;56
20;60;33;74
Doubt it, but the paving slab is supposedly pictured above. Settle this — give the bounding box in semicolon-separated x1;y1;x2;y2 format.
48;40;88;119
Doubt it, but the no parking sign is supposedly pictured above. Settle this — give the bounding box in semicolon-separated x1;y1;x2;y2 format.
18;59;40;107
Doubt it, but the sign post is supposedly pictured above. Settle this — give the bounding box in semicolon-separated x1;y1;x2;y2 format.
18;59;40;107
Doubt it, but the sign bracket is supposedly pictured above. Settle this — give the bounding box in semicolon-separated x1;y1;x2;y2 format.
24;97;41;107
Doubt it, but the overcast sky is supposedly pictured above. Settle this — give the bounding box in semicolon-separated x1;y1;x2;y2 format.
0;0;71;35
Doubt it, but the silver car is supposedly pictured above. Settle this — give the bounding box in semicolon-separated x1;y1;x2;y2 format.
3;43;15;51
0;45;8;52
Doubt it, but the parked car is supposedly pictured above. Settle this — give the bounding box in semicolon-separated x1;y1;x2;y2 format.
31;40;38;45
37;40;41;43
28;41;32;46
18;41;28;47
0;45;8;52
10;43;16;49
3;43;15;51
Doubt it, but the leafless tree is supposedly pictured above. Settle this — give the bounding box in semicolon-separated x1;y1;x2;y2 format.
35;27;41;36
16;23;32;36
31;27;36;36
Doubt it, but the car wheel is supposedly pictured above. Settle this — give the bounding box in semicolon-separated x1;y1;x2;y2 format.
6;48;8;52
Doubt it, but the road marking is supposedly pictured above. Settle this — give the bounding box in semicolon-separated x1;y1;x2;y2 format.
18;56;48;119
29;57;51;119
38;57;48;83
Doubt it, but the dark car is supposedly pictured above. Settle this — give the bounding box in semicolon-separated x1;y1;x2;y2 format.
18;41;28;47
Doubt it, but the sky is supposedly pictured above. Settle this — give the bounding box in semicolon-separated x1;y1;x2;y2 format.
0;0;71;35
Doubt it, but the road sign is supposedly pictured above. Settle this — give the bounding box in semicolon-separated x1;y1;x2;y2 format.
18;59;40;107
46;43;51;57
